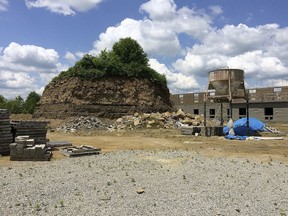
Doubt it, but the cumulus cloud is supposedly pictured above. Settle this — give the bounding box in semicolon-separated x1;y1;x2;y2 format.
64;51;77;62
90;0;212;56
2;42;59;71
149;58;199;92
172;23;288;84
0;42;62;98
25;0;103;15
92;18;181;56
209;5;223;16
0;0;8;11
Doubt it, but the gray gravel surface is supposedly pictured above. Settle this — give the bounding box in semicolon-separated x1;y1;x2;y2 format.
1;150;288;216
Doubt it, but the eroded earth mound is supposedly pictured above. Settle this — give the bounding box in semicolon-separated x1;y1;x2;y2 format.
34;76;174;119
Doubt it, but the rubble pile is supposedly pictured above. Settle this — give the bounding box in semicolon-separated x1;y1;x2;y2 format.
58;116;108;132
56;109;212;132
114;109;207;130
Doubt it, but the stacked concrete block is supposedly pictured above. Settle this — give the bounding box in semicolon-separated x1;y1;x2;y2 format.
11;120;49;144
0;109;13;155
10;136;52;161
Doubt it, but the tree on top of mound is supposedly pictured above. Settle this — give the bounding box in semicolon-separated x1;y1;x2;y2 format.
52;38;167;86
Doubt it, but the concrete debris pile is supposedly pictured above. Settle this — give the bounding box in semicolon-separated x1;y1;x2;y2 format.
58;116;107;132
114;109;207;130
56;109;211;132
9;136;52;161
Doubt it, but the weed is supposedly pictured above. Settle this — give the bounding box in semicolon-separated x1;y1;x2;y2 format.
35;204;41;211
60;200;64;207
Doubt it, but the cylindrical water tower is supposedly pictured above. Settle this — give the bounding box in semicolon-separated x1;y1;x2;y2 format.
204;68;249;134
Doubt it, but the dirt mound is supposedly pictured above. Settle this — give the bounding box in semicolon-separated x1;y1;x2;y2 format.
33;76;174;119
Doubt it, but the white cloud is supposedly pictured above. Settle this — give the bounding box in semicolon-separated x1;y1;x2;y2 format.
25;0;103;15
149;58;199;92
90;0;213;56
0;0;8;11
209;5;223;16
2;42;59;71
0;42;62;98
64;51;77;62
0;71;35;89
139;0;177;21
172;23;288;84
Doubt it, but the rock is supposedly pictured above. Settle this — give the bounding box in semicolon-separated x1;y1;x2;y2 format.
136;188;145;194
134;119;140;127
116;118;123;123
174;109;186;119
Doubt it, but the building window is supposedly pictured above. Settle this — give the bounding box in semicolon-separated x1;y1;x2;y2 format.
179;94;184;104
264;107;273;120
193;109;199;115
239;108;246;116
249;89;256;101
194;93;199;103
227;109;230;119
209;109;215;119
274;87;282;93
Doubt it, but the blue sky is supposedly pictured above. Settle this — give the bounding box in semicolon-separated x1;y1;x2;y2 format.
0;0;288;98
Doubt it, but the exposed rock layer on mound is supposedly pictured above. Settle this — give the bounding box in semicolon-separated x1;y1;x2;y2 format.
34;77;174;119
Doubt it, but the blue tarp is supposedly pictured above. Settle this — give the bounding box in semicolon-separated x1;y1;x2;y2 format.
224;117;267;136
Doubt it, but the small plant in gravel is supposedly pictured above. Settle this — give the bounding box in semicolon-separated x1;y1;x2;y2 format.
35;204;41;211
60;200;64;207
131;178;136;183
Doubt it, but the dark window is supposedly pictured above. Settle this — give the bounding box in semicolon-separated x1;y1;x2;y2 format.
239;108;246;116
209;109;215;118
193;109;199;115
265;107;273;116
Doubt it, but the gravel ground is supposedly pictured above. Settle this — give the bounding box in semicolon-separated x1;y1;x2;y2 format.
0;150;288;216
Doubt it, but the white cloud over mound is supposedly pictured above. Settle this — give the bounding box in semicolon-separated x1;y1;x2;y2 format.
25;0;103;15
149;58;199;92
91;0;213;57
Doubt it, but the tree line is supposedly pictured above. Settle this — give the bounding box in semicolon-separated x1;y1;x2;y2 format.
0;91;41;114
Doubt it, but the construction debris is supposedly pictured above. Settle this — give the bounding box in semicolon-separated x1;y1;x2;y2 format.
113;110;206;130
59;145;101;157
56;110;208;132
57;116;107;132
10;136;52;161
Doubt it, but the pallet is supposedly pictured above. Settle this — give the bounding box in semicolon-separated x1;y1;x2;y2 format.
59;145;101;157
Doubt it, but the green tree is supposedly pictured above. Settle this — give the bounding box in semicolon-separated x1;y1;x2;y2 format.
24;91;41;114
112;37;149;66
6;96;24;114
0;95;7;109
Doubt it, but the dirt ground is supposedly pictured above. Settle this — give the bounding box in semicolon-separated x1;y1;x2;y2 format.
1;116;288;165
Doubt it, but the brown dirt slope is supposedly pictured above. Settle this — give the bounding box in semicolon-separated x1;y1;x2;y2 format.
33;77;174;119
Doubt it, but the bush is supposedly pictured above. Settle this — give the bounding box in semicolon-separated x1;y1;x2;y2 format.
51;38;167;86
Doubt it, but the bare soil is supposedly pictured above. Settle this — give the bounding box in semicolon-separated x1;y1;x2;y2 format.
1;117;288;166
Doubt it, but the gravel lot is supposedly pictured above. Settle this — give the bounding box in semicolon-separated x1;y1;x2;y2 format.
1;149;288;216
